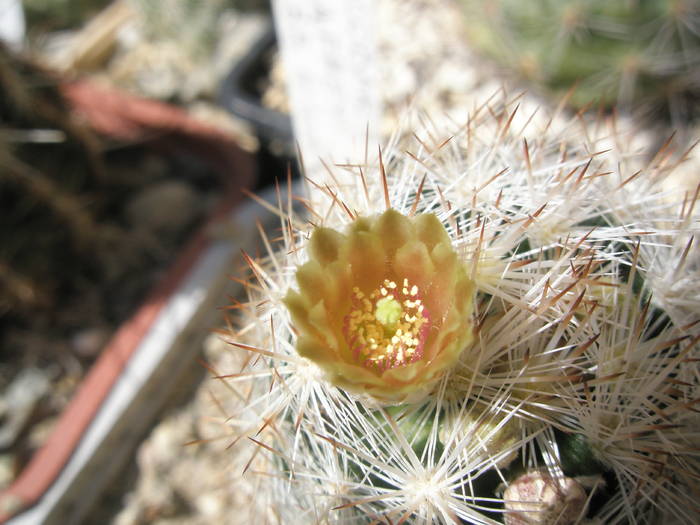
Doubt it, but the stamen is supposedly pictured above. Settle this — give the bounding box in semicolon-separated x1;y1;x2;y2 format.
343;278;431;370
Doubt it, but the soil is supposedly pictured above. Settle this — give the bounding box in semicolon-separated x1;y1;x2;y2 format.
0;5;270;513
0;132;227;493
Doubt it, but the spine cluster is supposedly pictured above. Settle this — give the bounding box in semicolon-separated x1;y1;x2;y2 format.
215;92;699;524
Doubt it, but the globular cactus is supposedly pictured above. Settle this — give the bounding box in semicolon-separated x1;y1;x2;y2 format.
457;0;700;122
213;92;700;524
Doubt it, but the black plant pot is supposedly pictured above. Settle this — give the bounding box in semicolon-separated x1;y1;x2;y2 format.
219;22;293;156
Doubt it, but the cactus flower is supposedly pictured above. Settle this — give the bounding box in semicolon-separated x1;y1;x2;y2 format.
283;209;475;402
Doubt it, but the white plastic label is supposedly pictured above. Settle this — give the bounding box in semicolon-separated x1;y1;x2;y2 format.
272;1;381;194
0;0;25;49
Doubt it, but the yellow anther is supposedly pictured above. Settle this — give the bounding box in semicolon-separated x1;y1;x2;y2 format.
345;277;429;368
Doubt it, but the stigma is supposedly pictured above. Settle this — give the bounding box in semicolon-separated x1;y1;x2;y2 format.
344;278;430;370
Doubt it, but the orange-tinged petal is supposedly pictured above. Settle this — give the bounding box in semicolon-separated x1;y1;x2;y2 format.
321;260;353;312
393;240;435;291
433;307;468;351
430;241;458;273
346;230;387;293
425;242;460;318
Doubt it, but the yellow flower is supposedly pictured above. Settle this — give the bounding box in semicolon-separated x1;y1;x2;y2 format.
284;209;475;402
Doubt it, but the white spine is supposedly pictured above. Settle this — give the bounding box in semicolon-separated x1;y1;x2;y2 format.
272;1;381;208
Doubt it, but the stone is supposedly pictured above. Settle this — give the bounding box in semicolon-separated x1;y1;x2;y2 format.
71;326;111;358
0;368;50;450
125;180;201;237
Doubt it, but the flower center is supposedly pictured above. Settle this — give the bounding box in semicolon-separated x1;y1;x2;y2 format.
344;278;430;370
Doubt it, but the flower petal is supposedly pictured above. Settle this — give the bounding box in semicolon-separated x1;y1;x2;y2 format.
455;274;475;316
295;260;328;305
393;240;435;291
310;226;346;265
322;260;353;312
307;300;342;352
328;361;392;389
383;359;424;383
414;213;452;251
283;289;314;334
374;208;415;255
296;335;334;363
346;230;387;293
296;259;352;313
426;242;460;317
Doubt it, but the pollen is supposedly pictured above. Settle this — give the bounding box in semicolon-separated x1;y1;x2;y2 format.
344;279;431;370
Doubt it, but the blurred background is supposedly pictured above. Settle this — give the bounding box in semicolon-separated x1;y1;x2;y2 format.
0;0;698;523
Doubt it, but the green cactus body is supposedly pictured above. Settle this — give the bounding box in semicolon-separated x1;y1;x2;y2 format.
459;0;700;118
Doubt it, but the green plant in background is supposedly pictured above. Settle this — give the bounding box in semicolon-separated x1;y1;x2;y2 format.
23;0;108;32
458;0;700;122
213;91;700;524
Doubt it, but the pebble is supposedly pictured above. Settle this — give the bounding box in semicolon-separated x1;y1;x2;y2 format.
27;416;58;452
0;369;50;451
0;454;15;491
125;180;201;237
71;326;111;358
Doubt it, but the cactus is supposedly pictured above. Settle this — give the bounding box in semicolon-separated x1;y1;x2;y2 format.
457;0;700;122
213;92;700;524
